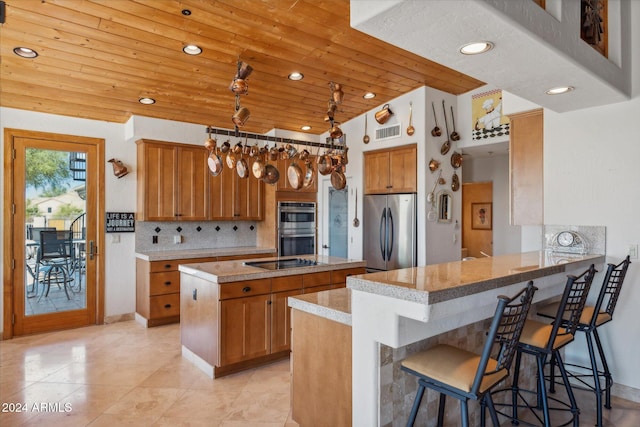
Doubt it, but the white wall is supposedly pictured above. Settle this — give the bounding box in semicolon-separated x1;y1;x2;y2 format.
317;86;462;266
0;107;136;325
462;154;521;256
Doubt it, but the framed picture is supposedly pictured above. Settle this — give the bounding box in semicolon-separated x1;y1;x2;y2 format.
471;89;510;141
471;203;492;230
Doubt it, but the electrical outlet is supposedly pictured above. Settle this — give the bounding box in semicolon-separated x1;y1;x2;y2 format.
629;244;638;260
111;234;120;244
152;235;158;244
173;235;183;244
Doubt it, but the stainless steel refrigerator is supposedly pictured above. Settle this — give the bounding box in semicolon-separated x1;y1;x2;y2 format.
363;193;417;271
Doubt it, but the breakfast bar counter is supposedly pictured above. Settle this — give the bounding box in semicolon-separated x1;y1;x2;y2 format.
288;251;605;426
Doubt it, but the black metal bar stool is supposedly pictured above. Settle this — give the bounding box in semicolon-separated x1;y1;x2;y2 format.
400;282;537;427
537;256;631;427
505;264;596;427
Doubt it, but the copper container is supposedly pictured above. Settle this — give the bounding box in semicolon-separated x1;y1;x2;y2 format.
232;106;250;127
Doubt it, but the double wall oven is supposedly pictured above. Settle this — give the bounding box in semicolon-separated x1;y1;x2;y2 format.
277;201;316;256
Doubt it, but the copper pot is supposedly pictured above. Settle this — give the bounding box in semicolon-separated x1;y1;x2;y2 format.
331;164;346;190
252;155;266;179
302;159;315;188
375;104;393;124
232;106;250;127
329;125;343;139
287;160;303;190
332;83;344;104
230;78;249;95
263;164;280;185
204;136;217;151
208;150;223;176
220;140;231;153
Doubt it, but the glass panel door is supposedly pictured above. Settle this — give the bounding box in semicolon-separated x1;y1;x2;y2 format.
8;131;100;337
24;148;87;316
328;186;348;258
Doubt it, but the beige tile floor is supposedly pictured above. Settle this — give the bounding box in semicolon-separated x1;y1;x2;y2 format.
0;321;299;427
1;320;639;426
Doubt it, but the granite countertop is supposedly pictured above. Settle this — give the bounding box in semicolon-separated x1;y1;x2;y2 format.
348;251;605;305
135;246;276;261
178;254;367;283
288;288;352;326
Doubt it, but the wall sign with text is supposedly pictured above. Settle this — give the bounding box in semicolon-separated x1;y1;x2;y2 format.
105;212;135;233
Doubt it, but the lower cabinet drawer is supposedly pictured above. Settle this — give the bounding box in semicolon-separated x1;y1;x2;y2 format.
220;278;271;300
149;271;180;295
149;294;180;318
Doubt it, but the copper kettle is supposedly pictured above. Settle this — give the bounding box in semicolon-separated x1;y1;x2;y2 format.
375;103;393;124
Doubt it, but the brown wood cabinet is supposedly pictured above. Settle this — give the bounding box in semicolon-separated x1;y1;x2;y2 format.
136;252;274;327
180;266;364;377
509;109;543;225
364;144;417;194
210;167;264;220
275;156;318;193
136;139;209;221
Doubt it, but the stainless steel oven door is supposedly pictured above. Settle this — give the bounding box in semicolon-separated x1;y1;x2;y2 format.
279;232;316;256
278;202;316;232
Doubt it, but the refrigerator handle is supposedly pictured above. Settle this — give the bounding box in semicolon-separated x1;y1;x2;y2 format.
387;209;394;261
379;208;387;260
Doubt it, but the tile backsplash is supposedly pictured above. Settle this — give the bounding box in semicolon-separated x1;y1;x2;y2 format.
543;224;606;255
135;220;257;252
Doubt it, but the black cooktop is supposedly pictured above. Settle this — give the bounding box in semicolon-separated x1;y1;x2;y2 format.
244;257;322;270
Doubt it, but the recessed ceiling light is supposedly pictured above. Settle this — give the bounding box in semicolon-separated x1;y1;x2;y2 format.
459;41;494;55
545;86;574;95
301;125;312;131
13;47;38;58
181;9;192;16
288;72;304;81
138;97;156;105
182;44;202;55
363;92;376;99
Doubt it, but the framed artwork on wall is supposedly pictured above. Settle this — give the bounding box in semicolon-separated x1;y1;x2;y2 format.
471;89;510;141
471;203;492;230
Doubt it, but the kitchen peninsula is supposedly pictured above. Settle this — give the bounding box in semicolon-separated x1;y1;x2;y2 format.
177;255;366;378
288;251;605;426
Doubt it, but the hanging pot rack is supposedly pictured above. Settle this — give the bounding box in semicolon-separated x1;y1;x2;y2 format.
204;126;345;150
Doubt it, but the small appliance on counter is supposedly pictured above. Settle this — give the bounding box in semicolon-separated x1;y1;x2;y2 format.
277;201;316;256
363;193;417;272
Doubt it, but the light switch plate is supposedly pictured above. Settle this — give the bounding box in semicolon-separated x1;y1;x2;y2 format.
629;244;638;260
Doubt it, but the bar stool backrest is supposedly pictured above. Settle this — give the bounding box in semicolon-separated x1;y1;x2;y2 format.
548;264;597;350
591;256;631;326
471;281;537;395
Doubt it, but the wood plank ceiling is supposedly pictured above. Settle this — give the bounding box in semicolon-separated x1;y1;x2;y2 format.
0;0;484;135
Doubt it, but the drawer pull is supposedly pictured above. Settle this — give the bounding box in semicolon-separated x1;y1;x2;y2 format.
164;281;172;286
242;286;251;293
164;304;172;309
164;264;172;269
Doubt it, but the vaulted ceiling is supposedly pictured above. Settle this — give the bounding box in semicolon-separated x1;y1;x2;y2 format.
0;0;484;135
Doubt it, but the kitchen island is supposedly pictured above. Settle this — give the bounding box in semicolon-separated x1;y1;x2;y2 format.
134;246;276;327
177;255;366;378
288;251;605;426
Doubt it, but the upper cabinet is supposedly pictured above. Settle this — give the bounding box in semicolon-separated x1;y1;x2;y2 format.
275;156;318;193
210;168;264;220
509;109;543;225
137;140;209;221
364;144;417;194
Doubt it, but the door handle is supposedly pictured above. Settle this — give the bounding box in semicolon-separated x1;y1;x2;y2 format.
380;208;387;260
89;240;96;260
387;210;394;261
322;244;329;249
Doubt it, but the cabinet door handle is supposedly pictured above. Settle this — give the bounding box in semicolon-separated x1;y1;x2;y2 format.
164;304;172;309
164;281;172;286
242;286;251;293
